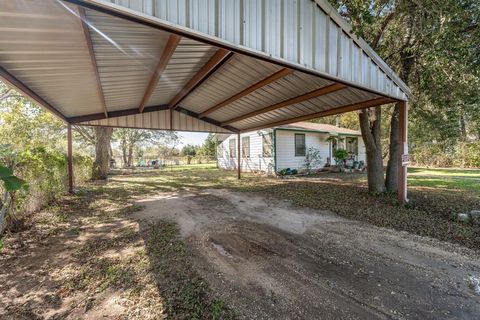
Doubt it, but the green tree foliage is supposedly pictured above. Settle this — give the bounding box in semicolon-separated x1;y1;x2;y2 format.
113;129;180;167
197;134;218;159
334;149;349;168
181;144;198;165
326;0;480;171
0;83;92;225
0;164;27;235
181;144;198;157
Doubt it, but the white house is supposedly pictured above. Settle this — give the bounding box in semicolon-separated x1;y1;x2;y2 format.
216;122;366;175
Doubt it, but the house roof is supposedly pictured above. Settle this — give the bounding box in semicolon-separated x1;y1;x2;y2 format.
214;121;361;142
0;0;406;134
276;122;361;136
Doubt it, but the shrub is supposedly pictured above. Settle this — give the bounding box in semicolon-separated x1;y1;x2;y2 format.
453;142;480;168
1;146;92;216
334;149;348;167
304;147;322;173
411;142;480;168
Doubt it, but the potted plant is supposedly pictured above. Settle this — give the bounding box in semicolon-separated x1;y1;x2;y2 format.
334;149;348;171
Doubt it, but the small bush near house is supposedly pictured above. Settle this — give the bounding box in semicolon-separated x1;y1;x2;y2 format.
304;147;322;173
278;168;298;176
334;149;348;168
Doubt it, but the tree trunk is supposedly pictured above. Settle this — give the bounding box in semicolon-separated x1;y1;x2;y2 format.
385;103;400;192
460;112;467;141
385;11;414;193
121;147;127;167
359;108;386;194
92;127;113;180
108;143;113;161
127;144;133;167
0;191;11;235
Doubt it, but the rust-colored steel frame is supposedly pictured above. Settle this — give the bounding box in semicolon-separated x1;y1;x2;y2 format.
237;132;241;179
67;123;74;193
78;7;108;118
169;49;233;110
199;68;294;118
174;106;239;133
398;101;408;205
0;66;67;122
68;104;170;123
240;97;395;133
139;34;181;113
63;0;409;101
222;83;348;126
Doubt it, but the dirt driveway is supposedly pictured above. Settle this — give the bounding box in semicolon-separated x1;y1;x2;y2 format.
134;189;480;320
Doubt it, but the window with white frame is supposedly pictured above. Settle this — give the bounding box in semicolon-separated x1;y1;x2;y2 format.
242;136;250;158
229;139;236;158
262;133;273;157
294;133;306;156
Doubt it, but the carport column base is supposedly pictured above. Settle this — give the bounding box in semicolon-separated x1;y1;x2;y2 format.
397;101;408;204
237;132;241;179
67;123;74;193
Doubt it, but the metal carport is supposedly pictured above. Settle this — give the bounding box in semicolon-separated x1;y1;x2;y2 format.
0;0;409;203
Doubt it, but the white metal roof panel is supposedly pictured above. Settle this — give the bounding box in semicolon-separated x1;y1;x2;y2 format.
181;54;282;114
1;0;402;135
81;109;231;133
105;0;409;100
147;38;217;106
85;8;171;111
204;71;334;123
0;0;103;117
233;87;379;130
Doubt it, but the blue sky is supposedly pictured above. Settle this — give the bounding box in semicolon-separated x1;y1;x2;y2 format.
176;131;209;148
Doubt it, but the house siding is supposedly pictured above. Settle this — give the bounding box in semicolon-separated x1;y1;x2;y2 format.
217;130;274;174
276;130;330;171
217;128;366;174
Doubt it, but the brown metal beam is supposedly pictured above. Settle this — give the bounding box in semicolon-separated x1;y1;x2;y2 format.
67;123;74;193
0;66;67;122
237;132;241;179
63;0;410;101
169;49;233;110
240;97;395;133
78;7;108;118
68;104;169;123
222;83;348;126
139;34;181;113
175;106;239;133
398;101;408;204
199;68;293;118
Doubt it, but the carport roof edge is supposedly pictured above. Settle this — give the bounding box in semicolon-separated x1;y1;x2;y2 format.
0;0;408;134
65;0;410;99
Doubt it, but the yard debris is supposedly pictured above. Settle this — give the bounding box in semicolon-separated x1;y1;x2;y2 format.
457;213;471;222
470;211;480;224
457;211;480;224
469;276;480;295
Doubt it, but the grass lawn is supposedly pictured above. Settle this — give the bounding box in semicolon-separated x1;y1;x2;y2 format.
408;167;480;194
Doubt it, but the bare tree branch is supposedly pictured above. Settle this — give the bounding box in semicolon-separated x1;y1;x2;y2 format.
73;125;96;145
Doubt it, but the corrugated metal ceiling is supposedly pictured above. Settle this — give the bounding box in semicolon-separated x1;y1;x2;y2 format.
0;0;103;117
0;0;405;134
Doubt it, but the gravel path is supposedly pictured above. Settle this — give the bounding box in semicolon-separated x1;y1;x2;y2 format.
135;189;480;320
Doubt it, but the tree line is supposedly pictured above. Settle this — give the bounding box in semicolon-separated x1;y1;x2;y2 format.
317;0;480;193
